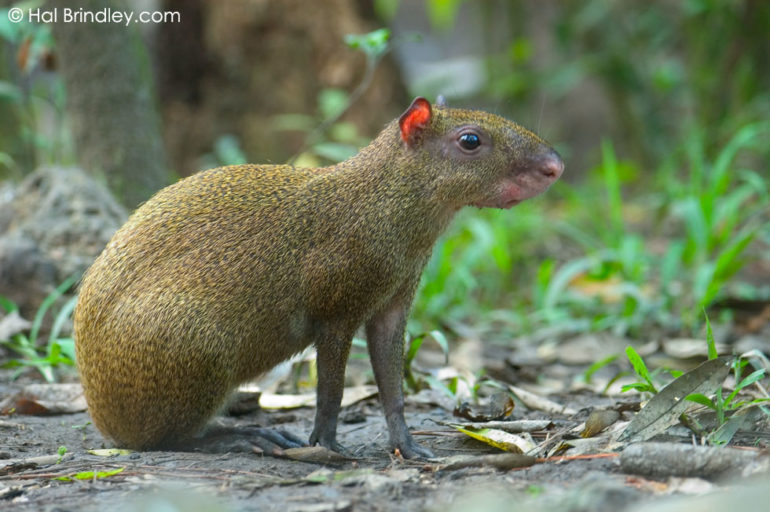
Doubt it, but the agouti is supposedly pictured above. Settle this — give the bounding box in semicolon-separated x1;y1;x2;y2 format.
74;97;563;459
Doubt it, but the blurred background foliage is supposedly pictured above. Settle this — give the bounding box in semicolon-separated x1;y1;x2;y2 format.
0;0;768;347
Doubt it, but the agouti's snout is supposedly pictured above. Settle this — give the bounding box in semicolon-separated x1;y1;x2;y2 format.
537;150;564;180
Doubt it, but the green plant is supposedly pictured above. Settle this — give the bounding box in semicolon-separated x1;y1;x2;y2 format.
403;330;449;393
581;354;619;386
662;123;770;326
412;200;553;332
0;276;78;382
199;134;249;169
56;445;67;464
620;346;659;395
536;123;768;337
683;315;770;444
685;360;769;445
275;28;391;166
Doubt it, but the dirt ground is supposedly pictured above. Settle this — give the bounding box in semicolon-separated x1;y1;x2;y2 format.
3;333;770;512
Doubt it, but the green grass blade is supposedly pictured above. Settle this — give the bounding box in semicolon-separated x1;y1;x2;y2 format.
48;295;78;346
30;275;78;345
686;393;716;410
704;311;718;360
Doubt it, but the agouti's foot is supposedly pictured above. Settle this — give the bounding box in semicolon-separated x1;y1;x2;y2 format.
194;425;307;454
308;427;354;456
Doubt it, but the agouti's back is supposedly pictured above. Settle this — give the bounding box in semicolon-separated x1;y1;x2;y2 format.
74;98;563;456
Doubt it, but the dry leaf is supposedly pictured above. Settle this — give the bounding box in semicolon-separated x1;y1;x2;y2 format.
452;425;535;453
581;409;621;438
257;385;378;410
509;385;577;416
619;356;732;443
1;383;86;415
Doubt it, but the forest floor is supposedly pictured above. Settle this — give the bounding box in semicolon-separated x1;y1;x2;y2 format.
2;329;770;512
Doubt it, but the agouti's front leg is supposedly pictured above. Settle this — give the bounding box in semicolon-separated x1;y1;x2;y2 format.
309;333;352;454
366;305;435;459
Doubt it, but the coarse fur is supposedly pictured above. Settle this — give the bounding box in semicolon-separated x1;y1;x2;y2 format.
74;98;563;458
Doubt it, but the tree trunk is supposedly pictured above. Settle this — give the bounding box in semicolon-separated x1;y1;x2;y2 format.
48;0;171;208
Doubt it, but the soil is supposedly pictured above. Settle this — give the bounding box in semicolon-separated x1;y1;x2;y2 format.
3;332;769;512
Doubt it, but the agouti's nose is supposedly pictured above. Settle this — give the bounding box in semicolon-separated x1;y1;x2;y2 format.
539;150;564;180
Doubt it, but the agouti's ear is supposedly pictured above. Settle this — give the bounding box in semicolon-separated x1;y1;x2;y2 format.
399;97;432;147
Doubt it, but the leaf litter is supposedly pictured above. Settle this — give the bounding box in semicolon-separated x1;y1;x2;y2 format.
2;328;770;511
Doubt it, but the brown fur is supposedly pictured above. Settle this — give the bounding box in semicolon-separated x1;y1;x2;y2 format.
74;99;563;457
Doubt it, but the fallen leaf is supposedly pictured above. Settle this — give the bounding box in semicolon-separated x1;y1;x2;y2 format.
452;425;535;453
282;446;353;465
509;385;577;416
619;356;733;443
581;409;621;438
0;310;31;340
55;467;124;482
453;392;514;421
88;449;133;457
439;419;552;433
257;385;378;410
0;383;86;415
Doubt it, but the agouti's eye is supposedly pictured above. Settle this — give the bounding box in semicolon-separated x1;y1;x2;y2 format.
458;132;481;151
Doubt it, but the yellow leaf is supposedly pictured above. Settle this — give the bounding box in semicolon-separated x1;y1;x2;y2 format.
452;425;535;453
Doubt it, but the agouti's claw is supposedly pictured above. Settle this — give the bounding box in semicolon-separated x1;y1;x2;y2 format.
397;440;434;460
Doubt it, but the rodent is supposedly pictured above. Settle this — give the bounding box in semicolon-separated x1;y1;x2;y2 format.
73;97;563;459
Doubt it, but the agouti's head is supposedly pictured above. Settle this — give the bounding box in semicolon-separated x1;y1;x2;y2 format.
398;97;563;209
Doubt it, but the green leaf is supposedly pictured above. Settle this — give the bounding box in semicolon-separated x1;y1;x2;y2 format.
0;294;19;314
318;88;349;121
621;382;656;394
56;445;67;463
49;295;77;346
30;275;78;345
312;142;357;163
600;140;624;240
55;467;125;482
344;28;391;59
700;228;757;307
685;393;716;409
405;334;424;364
426;0;463;30
704;311;718;360
711;123;769;195
583;354;619;384
735;369;767;391
214;134;247;166
543;256;598;309
725;369;767;407
625;346;657;393
708;406;756;445
428;330;449;362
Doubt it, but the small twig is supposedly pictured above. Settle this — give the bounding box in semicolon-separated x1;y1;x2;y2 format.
536;452;620;463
